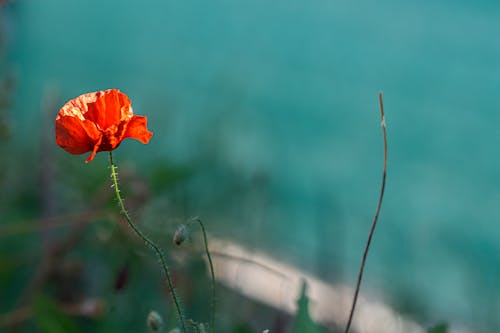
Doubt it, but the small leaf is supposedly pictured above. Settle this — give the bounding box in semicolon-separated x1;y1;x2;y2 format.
291;281;326;333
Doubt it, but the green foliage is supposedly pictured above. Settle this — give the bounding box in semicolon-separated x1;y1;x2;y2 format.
291;281;327;333
427;323;448;333
231;323;254;333
33;294;83;333
149;162;192;193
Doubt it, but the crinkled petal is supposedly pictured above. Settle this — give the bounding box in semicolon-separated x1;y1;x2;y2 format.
58;92;99;119
55;116;101;155
124;115;153;144
85;89;132;130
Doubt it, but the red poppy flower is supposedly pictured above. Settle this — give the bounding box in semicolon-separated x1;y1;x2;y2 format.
55;89;153;162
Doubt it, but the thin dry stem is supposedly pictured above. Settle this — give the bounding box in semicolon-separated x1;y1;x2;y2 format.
192;218;216;333
344;92;387;333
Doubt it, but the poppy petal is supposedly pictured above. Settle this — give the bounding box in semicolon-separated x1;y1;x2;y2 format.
59;92;99;119
124;115;153;144
55;116;101;154
86;135;103;163
86;90;131;130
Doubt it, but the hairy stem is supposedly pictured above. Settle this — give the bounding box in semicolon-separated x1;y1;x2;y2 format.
192;218;216;333
109;151;187;333
344;92;388;333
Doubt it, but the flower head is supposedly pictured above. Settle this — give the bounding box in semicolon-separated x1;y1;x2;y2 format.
55;89;153;162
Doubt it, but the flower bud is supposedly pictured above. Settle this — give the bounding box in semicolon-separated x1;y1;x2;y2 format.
173;224;188;246
146;310;163;332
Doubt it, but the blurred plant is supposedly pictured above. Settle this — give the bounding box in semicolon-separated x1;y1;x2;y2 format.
427;323;448;333
0;2;15;140
188;319;207;333
33;294;83;333
0;72;14;139
344;92;388;333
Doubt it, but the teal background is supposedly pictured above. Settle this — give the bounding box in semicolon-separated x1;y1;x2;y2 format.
2;0;500;331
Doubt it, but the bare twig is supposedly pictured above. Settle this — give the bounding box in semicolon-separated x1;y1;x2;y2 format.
344;92;387;333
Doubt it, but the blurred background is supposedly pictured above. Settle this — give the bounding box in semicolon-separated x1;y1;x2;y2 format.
1;0;500;332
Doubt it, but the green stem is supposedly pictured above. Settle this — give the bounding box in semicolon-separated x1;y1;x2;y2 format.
109;151;187;333
191;218;216;333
